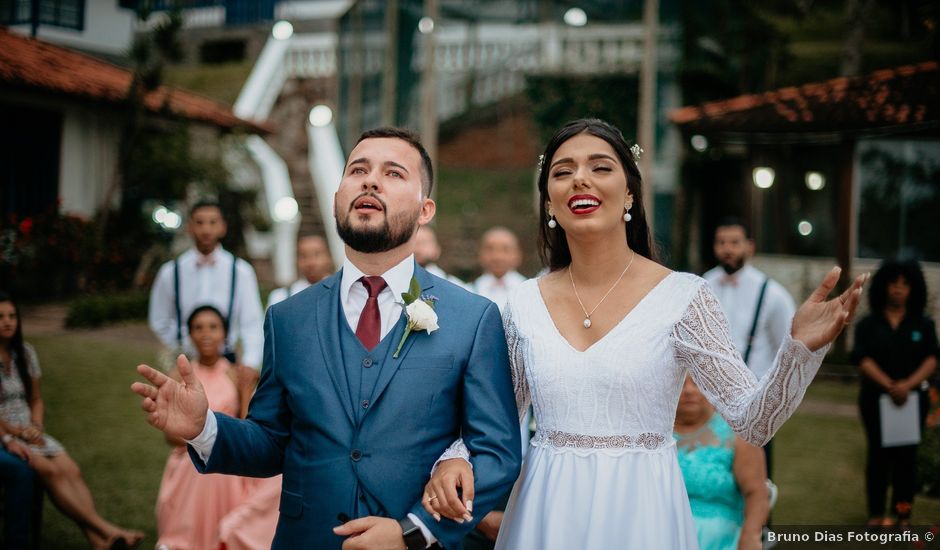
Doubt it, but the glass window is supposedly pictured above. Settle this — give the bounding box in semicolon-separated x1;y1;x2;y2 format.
1;0;85;30
856;139;940;262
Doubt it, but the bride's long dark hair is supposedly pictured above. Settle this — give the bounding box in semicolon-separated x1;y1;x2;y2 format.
537;118;657;271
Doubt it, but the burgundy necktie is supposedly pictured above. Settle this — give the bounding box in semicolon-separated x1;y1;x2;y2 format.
355;276;387;350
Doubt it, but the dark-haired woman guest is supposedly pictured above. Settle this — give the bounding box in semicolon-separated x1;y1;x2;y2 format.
423;118;866;549
852;259;937;528
0;292;144;549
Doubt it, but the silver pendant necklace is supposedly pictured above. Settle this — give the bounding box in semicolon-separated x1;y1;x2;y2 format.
569;251;636;329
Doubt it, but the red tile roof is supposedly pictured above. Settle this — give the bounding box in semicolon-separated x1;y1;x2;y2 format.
0;28;269;133
670;61;939;137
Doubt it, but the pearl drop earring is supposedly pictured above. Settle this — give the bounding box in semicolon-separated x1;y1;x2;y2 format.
548;216;557;229
624;205;632;222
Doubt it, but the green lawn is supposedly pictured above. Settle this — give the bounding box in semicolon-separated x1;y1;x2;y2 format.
31;330;166;549
775;380;940;525
27;330;939;547
163;61;254;106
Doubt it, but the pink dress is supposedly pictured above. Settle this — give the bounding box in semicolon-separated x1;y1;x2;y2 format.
156;359;249;550
217;476;281;550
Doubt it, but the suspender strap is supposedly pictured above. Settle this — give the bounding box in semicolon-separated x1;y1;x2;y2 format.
743;278;770;365
225;253;237;337
174;258;182;348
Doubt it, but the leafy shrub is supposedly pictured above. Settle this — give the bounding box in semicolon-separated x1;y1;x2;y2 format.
920;386;940;497
0;209;146;301
65;291;150;328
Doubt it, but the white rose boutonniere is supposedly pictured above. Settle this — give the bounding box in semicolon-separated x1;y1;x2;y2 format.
393;276;439;358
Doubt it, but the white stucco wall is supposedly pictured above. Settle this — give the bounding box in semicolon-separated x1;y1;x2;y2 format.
58;106;121;218
8;0;136;55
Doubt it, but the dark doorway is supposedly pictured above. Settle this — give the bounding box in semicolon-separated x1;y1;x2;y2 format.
0;103;62;220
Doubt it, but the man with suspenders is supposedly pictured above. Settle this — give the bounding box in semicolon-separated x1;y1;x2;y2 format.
148;200;265;415
703;217;796;480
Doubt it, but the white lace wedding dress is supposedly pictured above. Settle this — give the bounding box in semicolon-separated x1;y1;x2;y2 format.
454;272;827;549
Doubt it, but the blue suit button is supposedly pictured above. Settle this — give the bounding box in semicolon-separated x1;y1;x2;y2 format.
361;400;370;409
362;357;374;368
351;450;362;461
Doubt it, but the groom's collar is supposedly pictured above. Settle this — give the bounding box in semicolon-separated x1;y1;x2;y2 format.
339;254;415;303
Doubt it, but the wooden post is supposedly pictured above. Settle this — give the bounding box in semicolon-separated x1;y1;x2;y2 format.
420;0;440;200
382;0;400;126
637;0;659;229
834;141;857;355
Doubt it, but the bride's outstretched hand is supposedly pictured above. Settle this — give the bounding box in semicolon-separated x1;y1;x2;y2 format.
131;354;209;441
790;267;868;352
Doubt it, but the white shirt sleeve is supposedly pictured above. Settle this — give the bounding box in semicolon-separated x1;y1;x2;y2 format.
186;411;218;464
765;283;797;350
148;262;181;350
235;261;265;370
407;514;438;547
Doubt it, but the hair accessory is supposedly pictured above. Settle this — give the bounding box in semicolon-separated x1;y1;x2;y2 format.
537;154;546;175
630;144;643;162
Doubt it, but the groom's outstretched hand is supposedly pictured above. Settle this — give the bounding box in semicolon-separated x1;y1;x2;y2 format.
131;354;209;441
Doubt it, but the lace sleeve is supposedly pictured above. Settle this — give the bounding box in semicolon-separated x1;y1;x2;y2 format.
430;439;472;475
671;282;828;446
504;301;530;424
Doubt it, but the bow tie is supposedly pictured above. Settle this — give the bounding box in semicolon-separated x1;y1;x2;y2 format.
196;255;216;268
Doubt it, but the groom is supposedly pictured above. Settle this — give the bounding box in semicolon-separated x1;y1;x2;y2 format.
132;127;522;549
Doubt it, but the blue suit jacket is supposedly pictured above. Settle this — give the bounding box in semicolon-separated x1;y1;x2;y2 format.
191;264;522;549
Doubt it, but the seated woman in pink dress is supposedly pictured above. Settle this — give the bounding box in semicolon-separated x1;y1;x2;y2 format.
156;305;251;550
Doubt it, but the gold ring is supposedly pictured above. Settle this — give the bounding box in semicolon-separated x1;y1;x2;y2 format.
427;495;437;502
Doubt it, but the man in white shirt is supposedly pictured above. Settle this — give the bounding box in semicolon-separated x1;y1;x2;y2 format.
267;234;335;307
414;226;468;289
132;127;521;550
703;217;795;478
471;227;526;312
148;200;265;410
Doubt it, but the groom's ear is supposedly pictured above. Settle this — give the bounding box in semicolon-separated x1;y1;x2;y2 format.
418;198;436;225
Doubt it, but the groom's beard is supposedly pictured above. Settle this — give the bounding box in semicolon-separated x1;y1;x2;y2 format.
335;196;421;254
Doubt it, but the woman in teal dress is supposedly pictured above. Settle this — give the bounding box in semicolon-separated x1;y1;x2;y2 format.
675;376;769;550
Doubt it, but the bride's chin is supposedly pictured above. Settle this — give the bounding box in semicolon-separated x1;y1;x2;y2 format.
561;219;623;239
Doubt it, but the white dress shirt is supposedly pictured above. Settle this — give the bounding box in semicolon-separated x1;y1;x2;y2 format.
472;270;527;312
188;255;438;545
703;264;796;380
148;246;265;369
266;279;313;308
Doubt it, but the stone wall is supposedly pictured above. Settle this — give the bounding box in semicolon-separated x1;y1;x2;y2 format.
752;254;940;350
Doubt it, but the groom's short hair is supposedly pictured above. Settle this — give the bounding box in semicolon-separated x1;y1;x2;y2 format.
356;127;434;197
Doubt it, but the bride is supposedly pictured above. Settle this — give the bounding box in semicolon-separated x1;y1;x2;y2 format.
423;118;866;549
